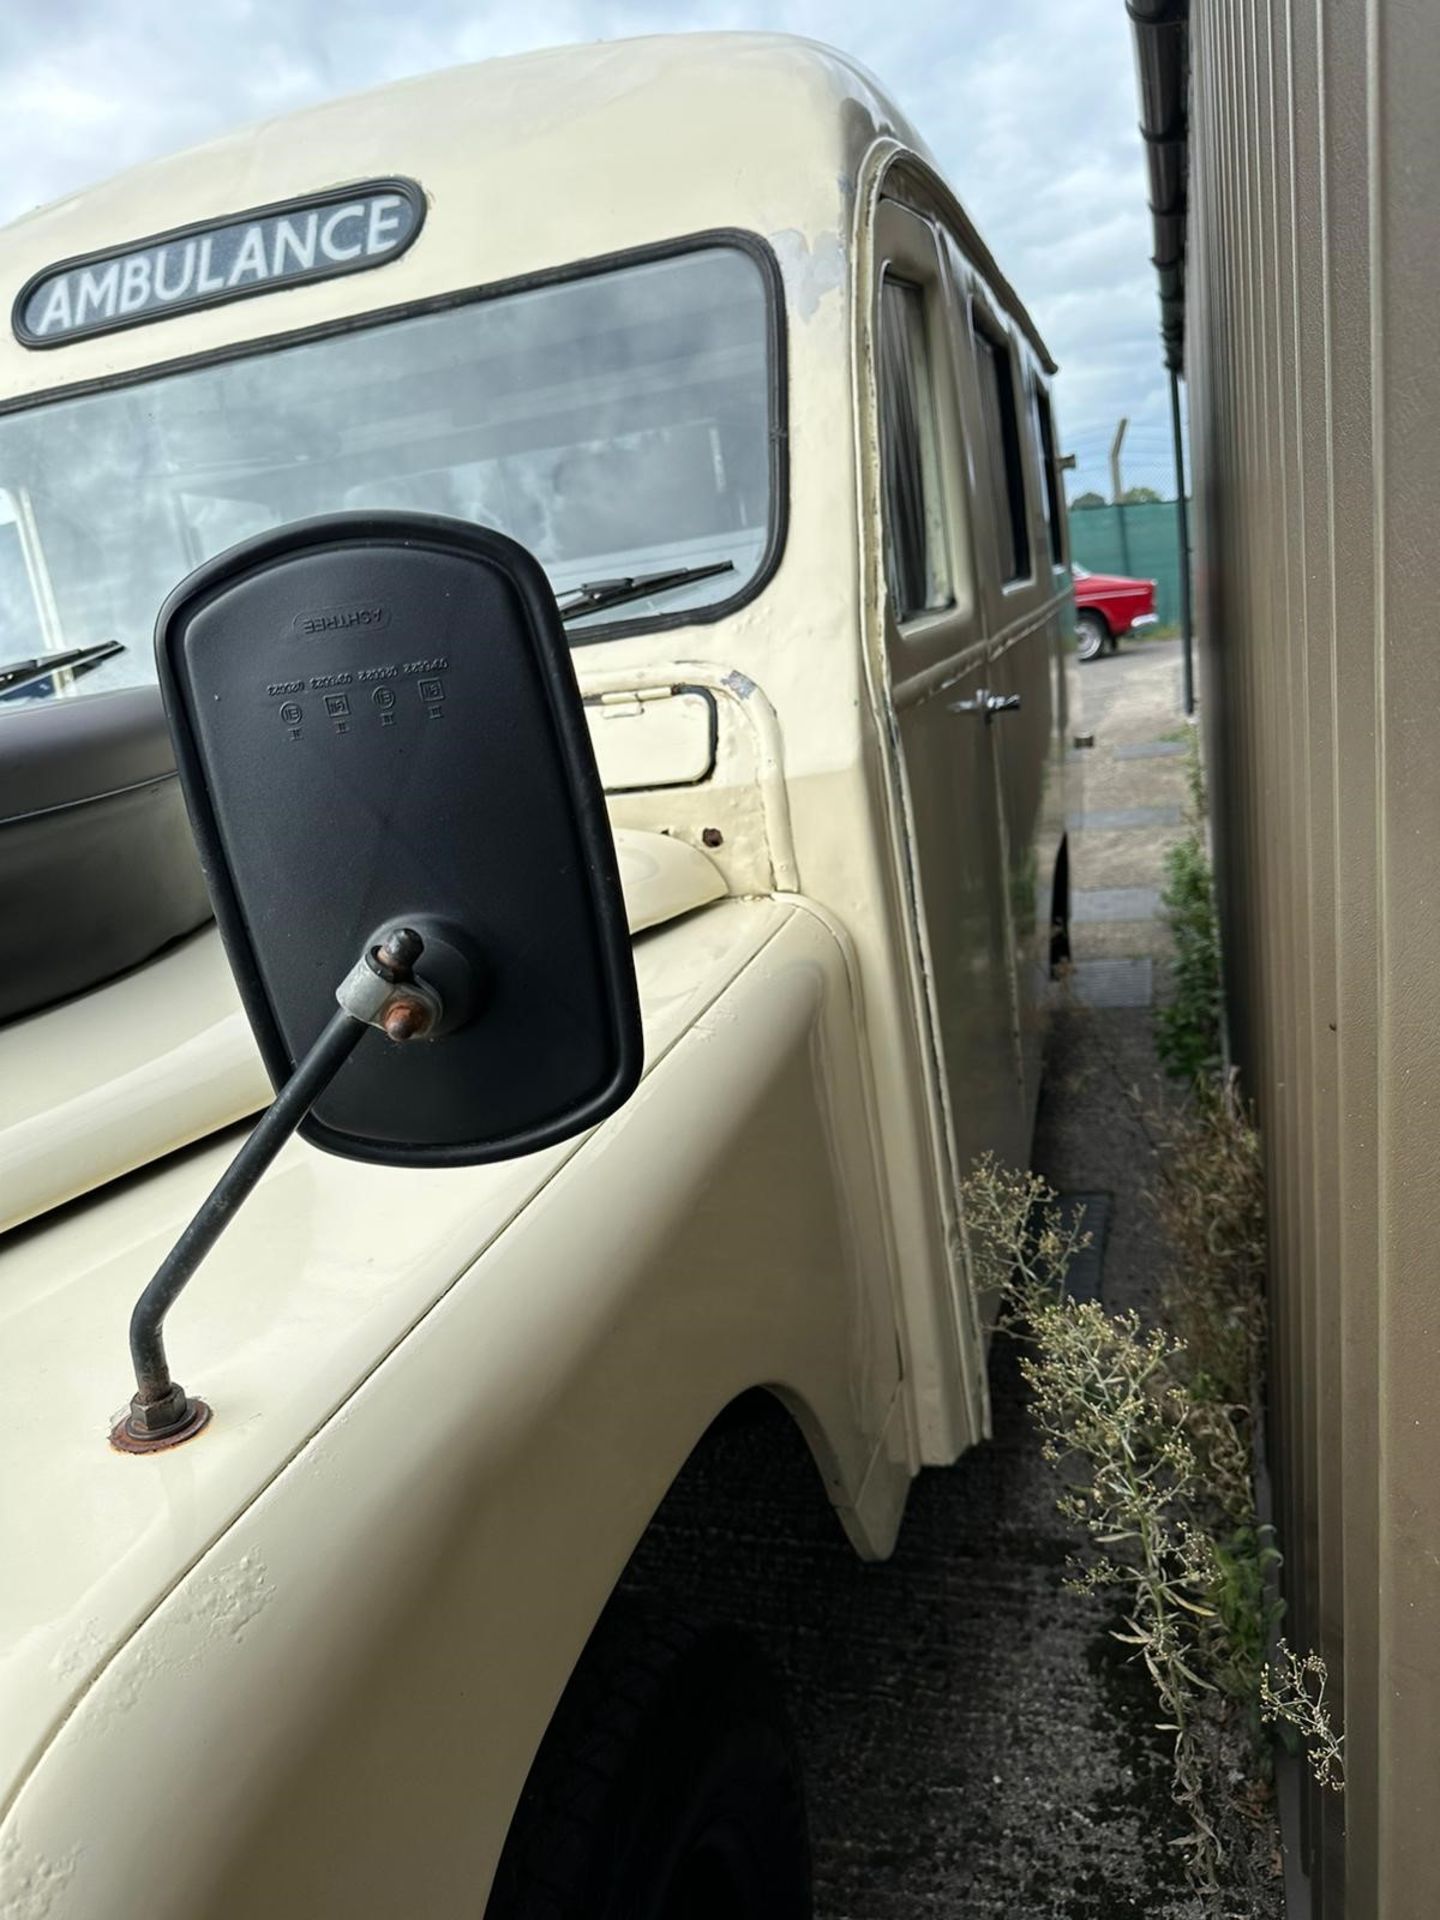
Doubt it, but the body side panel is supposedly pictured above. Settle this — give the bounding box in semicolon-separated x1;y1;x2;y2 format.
0;899;863;1808
0;906;904;1919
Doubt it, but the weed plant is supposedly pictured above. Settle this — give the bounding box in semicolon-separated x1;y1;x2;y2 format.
1156;741;1224;1082
963;1126;1343;1892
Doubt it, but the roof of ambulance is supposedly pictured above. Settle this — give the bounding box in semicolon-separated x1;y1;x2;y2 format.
0;31;1055;404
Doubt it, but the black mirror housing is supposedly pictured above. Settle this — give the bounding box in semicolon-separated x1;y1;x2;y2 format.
156;511;642;1166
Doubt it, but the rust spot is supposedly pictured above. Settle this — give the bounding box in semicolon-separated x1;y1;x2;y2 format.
382;995;433;1042
701;827;724;849
110;1398;212;1454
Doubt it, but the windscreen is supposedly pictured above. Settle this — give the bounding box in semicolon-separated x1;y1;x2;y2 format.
0;243;776;705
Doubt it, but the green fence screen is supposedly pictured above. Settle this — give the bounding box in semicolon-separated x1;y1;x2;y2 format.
1067;500;1190;630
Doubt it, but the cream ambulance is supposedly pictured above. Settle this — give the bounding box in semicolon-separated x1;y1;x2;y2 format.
0;34;1073;1918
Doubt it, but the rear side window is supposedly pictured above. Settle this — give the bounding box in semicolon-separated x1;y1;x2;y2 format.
973;323;1031;584
877;274;952;621
1034;385;1065;566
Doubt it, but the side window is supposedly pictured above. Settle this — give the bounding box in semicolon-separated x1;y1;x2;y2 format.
0;491;51;671
877;274;953;622
973;322;1031;584
1034;385;1066;567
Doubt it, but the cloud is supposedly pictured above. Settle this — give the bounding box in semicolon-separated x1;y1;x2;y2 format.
0;0;1175;496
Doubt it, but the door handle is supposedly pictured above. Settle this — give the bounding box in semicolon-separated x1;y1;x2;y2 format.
949;689;1022;721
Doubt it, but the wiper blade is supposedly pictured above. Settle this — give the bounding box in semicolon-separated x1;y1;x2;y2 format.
557;561;735;623
0;639;125;697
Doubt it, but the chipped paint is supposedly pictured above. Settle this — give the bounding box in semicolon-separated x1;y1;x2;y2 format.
768;227;847;320
180;1552;275;1644
0;1825;75;1920
95;1554;277;1718
46;1624;105;1689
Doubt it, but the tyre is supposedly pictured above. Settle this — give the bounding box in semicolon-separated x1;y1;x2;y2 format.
486;1611;812;1920
1074;610;1109;662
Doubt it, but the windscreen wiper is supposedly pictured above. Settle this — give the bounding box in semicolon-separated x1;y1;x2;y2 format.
556;560;735;624
0;638;125;698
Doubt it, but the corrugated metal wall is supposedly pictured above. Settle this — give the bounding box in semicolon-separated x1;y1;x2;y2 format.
1186;1;1440;1912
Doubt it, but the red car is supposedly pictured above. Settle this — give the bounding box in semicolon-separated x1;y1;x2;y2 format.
1072;564;1158;661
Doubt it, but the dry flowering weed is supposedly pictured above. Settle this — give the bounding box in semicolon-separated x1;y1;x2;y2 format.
1261;1641;1345;1792
962;1147;1343;1891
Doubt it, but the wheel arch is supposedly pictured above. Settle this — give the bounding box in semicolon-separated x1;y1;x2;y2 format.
483;1384;862;1912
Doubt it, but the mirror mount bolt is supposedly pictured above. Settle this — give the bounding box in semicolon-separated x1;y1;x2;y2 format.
337;928;444;1042
381;996;434;1042
111;927;436;1456
112;1381;212;1454
370;926;424;981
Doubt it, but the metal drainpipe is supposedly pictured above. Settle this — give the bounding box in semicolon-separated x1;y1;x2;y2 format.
1169;366;1194;714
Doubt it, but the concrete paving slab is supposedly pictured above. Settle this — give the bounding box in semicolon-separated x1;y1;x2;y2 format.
1113;740;1189;760
1071;761;1190;818
1074;921;1176;969
1064;833;1175;892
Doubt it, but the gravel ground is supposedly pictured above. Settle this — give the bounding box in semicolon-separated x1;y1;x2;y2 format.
622;639;1284;1918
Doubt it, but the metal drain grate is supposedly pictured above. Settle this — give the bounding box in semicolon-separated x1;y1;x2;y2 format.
1067;957;1154;1008
1057;1192;1112;1303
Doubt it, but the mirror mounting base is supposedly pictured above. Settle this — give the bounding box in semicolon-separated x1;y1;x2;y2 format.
109;928;443;1454
110;1390;213;1455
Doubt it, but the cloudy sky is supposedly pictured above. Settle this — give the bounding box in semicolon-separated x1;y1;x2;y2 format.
0;0;1178;499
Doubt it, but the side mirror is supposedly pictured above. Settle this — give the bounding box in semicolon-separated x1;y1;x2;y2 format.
159;510;640;1160
115;511;641;1450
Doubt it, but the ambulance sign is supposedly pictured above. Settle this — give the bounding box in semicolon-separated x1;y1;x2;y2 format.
14;180;425;348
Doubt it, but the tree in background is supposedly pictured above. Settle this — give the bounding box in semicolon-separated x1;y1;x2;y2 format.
1070;486;1166;508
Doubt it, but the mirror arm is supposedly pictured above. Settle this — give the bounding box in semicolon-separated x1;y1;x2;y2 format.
112;928;436;1453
